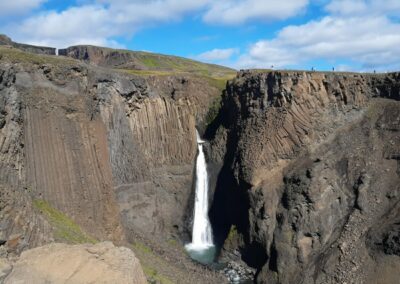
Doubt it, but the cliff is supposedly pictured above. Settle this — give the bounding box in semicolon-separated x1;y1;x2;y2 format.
0;35;56;55
207;70;400;283
0;45;229;283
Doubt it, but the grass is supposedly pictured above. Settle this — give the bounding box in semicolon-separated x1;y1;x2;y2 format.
0;46;76;66
119;69;179;77
205;95;222;126
227;225;238;242
205;74;234;91
73;45;236;78
132;240;153;254
167;238;178;247
131;240;175;284
33;199;97;244
142;266;174;284
127;50;235;77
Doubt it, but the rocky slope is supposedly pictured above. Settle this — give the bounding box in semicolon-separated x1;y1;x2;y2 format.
207;70;400;283
1;242;146;283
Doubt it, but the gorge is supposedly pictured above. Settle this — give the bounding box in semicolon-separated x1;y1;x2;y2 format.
0;37;399;284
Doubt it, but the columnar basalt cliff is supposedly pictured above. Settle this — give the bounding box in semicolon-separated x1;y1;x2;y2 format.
0;46;223;251
207;70;400;283
0;42;232;283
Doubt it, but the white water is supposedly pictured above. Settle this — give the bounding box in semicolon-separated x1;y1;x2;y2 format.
185;131;214;252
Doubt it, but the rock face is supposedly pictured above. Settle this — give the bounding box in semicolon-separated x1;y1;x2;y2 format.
0;35;56;55
207;70;400;283
58;45;141;68
3;242;146;284
0;46;222;254
96;74;217;238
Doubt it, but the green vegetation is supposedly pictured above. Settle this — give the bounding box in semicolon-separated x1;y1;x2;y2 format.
119;49;235;77
132;240;153;254
119;69;176;77
167;238;178;247
0;46;76;66
142;265;174;284
33;199;96;244
119;66;236;81
81;44;237;78
131;240;175;284
227;225;238;242
205;95;222;126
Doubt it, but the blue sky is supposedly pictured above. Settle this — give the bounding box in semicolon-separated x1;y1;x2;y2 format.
1;0;400;71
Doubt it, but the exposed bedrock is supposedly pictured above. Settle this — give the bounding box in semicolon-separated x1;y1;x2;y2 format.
58;45;141;69
0;49;221;254
3;242;146;283
207;70;400;283
95;73;218;240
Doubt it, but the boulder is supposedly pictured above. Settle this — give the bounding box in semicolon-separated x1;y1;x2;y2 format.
4;242;146;284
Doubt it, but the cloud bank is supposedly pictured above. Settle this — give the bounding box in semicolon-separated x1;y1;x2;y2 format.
2;0;399;71
236;0;400;71
4;0;309;47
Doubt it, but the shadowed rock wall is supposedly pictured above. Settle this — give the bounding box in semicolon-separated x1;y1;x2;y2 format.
208;70;400;283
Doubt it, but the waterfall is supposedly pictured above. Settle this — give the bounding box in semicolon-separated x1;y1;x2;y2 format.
186;130;214;252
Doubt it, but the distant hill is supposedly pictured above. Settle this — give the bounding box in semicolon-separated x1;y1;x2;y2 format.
0;34;56;55
58;45;236;78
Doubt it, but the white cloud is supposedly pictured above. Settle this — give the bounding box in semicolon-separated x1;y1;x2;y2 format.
203;0;309;25
196;48;239;62
232;0;400;70
0;0;47;15
4;0;310;48
325;0;400;16
6;5;118;47
5;0;211;48
236;12;400;71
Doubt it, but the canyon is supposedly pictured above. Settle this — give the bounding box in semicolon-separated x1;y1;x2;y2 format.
0;37;399;283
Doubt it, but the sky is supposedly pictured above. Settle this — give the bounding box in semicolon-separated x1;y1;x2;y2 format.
1;0;400;71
